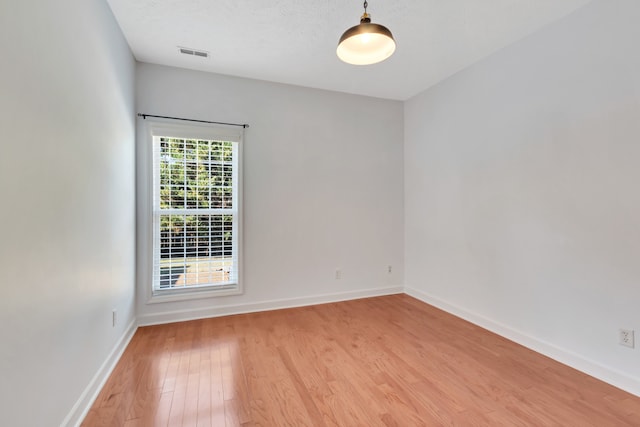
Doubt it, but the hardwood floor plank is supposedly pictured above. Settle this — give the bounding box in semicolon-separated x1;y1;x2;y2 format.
226;341;252;423
276;346;327;427
208;346;226;426
181;347;201;427
153;391;173;426
196;354;212;427
167;348;191;426
83;295;640;426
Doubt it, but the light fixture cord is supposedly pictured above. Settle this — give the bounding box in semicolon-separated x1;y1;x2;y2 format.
361;0;370;22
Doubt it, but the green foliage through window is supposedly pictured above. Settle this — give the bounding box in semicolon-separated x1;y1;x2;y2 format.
158;138;234;260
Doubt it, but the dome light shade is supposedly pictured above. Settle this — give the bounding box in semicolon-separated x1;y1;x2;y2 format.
337;2;395;65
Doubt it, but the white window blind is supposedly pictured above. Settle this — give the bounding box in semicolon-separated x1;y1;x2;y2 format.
150;123;242;296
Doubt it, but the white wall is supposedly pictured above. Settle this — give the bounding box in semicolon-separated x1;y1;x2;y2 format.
405;0;640;394
136;64;404;324
0;0;136;425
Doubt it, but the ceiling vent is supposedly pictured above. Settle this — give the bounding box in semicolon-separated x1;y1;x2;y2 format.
179;47;209;58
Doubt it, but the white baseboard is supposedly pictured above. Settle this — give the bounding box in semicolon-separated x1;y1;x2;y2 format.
138;286;404;326
404;287;640;398
61;320;138;427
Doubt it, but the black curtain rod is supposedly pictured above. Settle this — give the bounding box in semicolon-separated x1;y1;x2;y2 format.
137;113;249;128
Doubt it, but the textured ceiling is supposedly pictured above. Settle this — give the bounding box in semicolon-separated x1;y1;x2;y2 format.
106;0;593;100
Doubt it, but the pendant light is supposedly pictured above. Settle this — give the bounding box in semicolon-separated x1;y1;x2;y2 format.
337;1;396;65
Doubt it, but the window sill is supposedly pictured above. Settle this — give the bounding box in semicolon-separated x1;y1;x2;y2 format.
147;285;243;304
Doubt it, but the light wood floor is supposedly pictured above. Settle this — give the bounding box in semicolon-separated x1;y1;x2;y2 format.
83;294;640;426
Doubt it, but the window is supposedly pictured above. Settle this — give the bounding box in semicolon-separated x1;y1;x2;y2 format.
147;121;243;300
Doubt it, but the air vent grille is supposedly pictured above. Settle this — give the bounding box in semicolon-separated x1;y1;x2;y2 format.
179;47;209;58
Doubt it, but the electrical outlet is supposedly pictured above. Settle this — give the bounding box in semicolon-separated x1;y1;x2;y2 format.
335;269;341;280
388;265;392;273
112;309;117;327
620;329;634;348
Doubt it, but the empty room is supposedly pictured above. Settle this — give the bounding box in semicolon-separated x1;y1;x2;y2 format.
1;0;639;425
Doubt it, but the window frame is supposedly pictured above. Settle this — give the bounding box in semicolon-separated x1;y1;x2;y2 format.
141;119;244;304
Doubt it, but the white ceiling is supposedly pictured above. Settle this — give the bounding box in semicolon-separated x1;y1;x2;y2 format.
106;0;593;100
